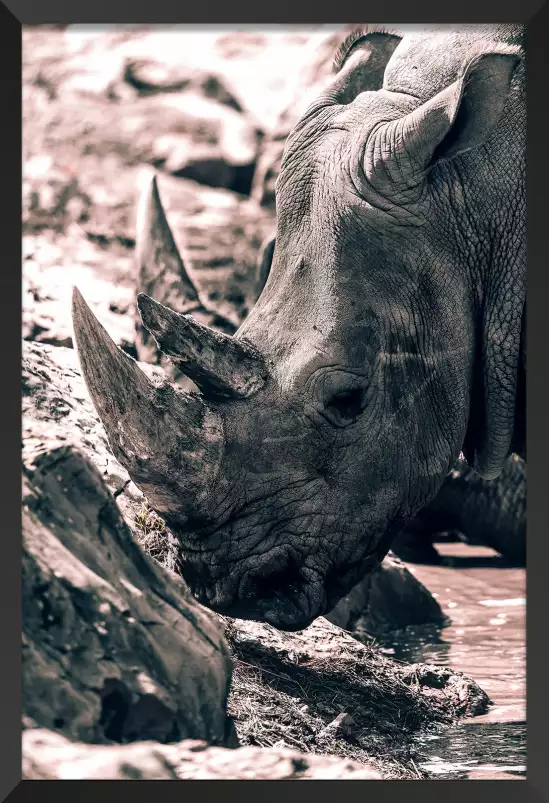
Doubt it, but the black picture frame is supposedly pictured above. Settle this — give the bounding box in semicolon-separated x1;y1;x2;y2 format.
6;2;548;802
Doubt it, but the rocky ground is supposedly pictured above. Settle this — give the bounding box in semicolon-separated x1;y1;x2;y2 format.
23;25;514;781
23;25;339;353
23;729;383;780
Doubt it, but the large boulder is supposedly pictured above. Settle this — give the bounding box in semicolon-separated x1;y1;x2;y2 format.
23;340;235;747
23;729;382;780
46;91;259;194
327;552;446;636
22;430;235;747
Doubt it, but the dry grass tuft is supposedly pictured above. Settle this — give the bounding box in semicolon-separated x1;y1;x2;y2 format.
133;503;169;562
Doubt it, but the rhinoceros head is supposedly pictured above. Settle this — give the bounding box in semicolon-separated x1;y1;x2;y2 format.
73;27;524;630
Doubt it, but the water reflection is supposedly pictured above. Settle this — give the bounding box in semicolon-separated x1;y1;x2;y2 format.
376;622;451;666
414;721;526;780
376;543;526;780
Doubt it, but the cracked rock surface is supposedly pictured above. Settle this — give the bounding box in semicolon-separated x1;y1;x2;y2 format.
22;414;235;747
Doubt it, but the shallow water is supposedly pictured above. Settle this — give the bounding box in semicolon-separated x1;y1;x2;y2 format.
377;542;526;780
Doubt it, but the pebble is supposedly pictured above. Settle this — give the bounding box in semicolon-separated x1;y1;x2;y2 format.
316;712;356;742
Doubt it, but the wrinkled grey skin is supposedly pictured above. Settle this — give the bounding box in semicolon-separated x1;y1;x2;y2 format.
179;26;525;628
180;26;525;629
76;25;526;631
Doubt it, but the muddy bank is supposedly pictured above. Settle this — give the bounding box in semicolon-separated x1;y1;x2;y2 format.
225;617;488;779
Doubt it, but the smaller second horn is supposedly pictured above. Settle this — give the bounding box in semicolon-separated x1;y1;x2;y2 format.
137;293;268;401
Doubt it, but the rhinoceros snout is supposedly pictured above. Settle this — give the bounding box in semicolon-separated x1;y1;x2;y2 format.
180;547;328;631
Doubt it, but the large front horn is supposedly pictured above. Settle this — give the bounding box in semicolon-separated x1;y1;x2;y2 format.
72;287;224;524
137;293;268;401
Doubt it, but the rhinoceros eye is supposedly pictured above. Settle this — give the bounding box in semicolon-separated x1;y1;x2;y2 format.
325;387;365;426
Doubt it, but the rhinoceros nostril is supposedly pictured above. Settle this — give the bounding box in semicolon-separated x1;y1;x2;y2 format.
240;551;303;604
177;556;212;604
256;565;303;602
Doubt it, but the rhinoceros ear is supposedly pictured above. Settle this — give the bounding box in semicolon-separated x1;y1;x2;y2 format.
330;29;402;102
385;49;521;183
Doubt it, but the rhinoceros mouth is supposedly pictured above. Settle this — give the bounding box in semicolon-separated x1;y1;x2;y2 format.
214;595;322;633
178;546;330;630
179;542;389;631
187;579;325;632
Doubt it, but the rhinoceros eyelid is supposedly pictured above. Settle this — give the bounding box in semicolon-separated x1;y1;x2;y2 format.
328;124;351;133
319;383;369;429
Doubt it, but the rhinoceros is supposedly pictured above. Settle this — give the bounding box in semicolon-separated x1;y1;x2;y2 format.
72;24;525;630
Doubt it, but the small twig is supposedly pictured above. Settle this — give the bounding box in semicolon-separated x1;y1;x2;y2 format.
410;758;422;779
